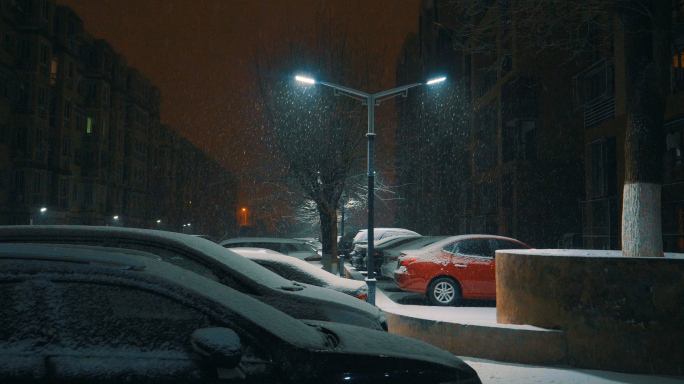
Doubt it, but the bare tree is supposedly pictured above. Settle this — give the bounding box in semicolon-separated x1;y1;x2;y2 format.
445;0;673;256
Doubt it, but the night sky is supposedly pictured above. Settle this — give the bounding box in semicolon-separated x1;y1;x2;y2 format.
57;0;422;176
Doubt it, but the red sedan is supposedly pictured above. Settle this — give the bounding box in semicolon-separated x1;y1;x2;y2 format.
394;235;531;306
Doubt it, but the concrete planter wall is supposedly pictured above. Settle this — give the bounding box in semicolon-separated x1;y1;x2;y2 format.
496;249;684;375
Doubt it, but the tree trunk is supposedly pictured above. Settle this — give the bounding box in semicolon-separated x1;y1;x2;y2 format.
318;204;339;272
621;3;670;257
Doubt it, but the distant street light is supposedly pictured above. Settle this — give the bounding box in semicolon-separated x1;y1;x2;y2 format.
295;74;445;305
31;207;48;225
242;207;248;226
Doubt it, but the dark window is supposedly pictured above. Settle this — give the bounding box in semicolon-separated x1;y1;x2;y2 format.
490;239;528;252
455;239;492;258
281;244;298;254
442;242;458;254
258;263;281;275
55;283;214;350
252;242;281;253
587;137;617;198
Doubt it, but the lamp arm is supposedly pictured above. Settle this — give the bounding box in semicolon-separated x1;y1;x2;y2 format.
372;82;423;100
319;81;370;99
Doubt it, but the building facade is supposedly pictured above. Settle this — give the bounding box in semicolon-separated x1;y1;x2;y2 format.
0;1;237;239
397;0;684;251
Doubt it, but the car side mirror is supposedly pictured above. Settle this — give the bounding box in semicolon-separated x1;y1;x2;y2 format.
191;328;243;373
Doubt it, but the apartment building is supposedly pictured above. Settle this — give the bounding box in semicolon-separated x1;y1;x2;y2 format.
396;0;585;247
0;2;237;238
575;4;684;251
398;0;684;251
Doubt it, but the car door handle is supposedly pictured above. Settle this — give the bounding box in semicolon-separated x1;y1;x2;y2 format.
454;264;467;268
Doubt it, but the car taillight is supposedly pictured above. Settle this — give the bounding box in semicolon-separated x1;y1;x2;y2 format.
356;293;368;301
305;256;322;261
398;257;418;267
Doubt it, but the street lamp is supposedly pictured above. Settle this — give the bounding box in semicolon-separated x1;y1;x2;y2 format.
241;207;247;226
31;207;48;225
296;74;445;305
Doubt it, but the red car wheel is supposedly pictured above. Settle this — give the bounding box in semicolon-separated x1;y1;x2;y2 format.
427;277;461;306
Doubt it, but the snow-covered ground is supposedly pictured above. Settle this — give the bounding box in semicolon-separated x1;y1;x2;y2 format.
461;357;684;384
347;266;684;384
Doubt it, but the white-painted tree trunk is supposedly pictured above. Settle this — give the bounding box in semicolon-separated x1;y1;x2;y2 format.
622;182;663;257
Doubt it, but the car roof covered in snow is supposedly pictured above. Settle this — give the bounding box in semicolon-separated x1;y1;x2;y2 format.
400;234;530;257
356;235;424;249
220;237;312;246
0;225;297;290
0;242;325;349
353;228;421;243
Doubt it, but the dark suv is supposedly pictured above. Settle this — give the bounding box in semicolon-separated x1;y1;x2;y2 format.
0;243;482;383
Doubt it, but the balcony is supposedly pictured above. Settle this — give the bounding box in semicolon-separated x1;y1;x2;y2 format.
574;59;615;129
583;95;616;129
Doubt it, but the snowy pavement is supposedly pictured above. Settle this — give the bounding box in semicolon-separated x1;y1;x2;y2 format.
345;265;684;384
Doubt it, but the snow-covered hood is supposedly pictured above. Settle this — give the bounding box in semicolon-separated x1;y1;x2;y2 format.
234;247;367;297
262;281;386;330
303;320;478;377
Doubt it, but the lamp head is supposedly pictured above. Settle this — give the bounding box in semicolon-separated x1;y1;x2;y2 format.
295;75;316;85
426;76;447;85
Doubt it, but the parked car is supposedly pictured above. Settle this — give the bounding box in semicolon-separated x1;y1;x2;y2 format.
352;235;423;273
394;235;531;306
378;236;450;278
0;243;481;384
220;237;321;261
338;229;361;254
230;247;368;300
191;234;216;242
0;226;387;331
352;228;421;249
293;237;322;253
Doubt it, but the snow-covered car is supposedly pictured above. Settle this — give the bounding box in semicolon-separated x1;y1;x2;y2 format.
394;235;531;306
294;237;322;253
351;235;423;272
379;236;450;278
352;228;421;249
0;243;482;384
0;226;387;331
230;247;368;300
355;235;449;276
220;237;321;261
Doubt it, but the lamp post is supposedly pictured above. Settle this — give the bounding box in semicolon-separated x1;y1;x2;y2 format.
295;75;445;305
242;207;247;226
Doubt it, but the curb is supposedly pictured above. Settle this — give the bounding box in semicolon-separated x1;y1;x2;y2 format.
343;263;568;366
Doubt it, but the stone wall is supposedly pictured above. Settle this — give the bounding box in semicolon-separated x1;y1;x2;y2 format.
496;249;684;375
